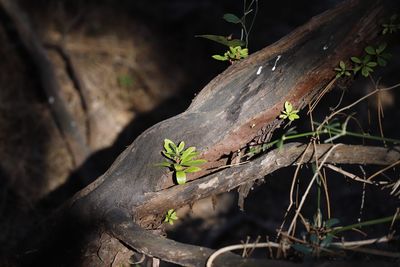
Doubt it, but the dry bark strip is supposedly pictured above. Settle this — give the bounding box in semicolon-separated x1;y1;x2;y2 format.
14;0;399;266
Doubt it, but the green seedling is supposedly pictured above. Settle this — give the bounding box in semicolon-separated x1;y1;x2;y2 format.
157;139;206;185
212;46;248;63
351;55;377;77
364;43;391;67
164;209;178;225
117;74;134;87
292;211;340;256
334;61;351;78
382;14;400;35
279;101;300;122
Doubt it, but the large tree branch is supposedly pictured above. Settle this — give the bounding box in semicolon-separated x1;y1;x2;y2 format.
70;0;395;223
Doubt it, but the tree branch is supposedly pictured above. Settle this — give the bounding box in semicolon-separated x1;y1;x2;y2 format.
135;143;400;218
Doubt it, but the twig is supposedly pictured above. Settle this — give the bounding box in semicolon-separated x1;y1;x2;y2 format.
367;159;400;181
325;164;374;184
206;242;280;267
287;144;341;235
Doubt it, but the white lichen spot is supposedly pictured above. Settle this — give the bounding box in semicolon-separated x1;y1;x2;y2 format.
256;66;263;75
48;96;55;104
323;44;329;50
198;177;218;190
271;55;282;71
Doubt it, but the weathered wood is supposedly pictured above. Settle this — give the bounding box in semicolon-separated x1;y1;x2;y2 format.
70;0;394;223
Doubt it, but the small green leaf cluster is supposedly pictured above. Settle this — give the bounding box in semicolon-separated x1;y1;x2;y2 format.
164;209;178;225
117;74;134;87
279;101;300;122
212;46;248;62
334;61;351;78
196;0;258;62
158;139;206;185
335;43;390;78
292;210;340;256
382;14;400;35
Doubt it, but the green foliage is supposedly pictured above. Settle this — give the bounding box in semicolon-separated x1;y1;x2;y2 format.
382;14;400;35
164;209;178;225
364;43;391;67
351;55;377;77
157;139;206;185
223;13;242;24
279;101;300;122
197;0;258;62
195;35;245;48
117;74;134;87
334;61;351;78
292;210;340;256
212;46;248;62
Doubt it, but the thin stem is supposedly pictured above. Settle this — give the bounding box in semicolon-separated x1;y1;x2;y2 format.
332;214;400;234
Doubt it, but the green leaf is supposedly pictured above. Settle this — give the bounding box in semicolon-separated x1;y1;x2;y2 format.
173;164;184;171
181;147;196;162
366;61;377;67
196;35;245;47
185;166;202;173
361;67;370;77
288;113;300;121
284;101;293;112
279;114;288;119
117;74;134;87
376;42;387;54
223;13;241;24
163;139;175;154
212;54;228;61
365;46;375;55
176;171;187;185
320;234;334;248
292;244;312;255
353;65;362;74
155;161;173;168
351;57;362;64
182;159;207;166
377;57;387;67
239;48;249;57
177;141;185;153
161;151;174;160
339;61;345;69
325;218;340;228
363;55;372;63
